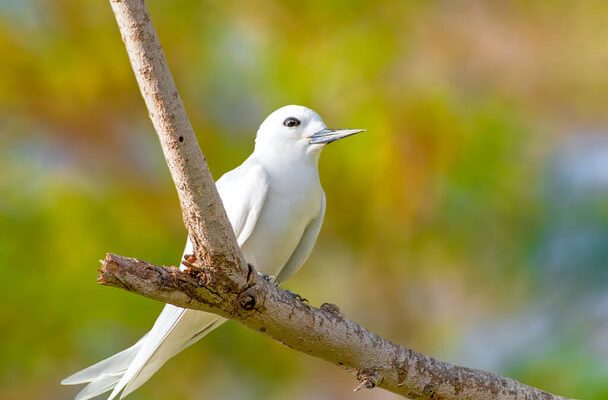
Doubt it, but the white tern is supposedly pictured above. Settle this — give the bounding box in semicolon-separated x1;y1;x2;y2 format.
62;105;364;399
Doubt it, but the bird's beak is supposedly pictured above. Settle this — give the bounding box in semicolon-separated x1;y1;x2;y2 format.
309;128;365;145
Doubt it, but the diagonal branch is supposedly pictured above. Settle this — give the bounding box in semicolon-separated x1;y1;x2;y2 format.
109;0;247;286
106;0;570;399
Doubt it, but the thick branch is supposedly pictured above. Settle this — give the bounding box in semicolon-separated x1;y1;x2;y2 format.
100;253;568;400
109;0;246;285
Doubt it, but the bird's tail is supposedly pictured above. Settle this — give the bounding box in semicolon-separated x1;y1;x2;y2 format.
62;305;226;400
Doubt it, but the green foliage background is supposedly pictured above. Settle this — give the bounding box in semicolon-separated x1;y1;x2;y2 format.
1;1;608;399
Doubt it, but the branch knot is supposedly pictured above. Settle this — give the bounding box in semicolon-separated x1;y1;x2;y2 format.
238;287;258;311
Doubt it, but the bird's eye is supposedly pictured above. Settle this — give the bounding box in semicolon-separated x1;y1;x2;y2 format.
283;117;301;128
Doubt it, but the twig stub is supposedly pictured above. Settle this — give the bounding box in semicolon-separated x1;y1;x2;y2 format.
354;369;379;392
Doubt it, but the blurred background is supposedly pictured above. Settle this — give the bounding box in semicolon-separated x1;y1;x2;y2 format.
1;0;608;399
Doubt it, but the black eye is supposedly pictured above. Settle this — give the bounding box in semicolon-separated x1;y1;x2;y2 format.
283;117;301;128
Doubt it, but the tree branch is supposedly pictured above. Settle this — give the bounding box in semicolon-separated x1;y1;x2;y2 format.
109;0;247;286
105;0;570;399
99;253;567;400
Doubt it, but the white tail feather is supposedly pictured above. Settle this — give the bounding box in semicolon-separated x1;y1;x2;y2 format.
62;341;143;386
63;304;225;400
108;305;225;399
74;374;122;400
120;313;225;398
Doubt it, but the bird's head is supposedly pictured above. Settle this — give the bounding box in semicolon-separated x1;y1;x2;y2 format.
254;105;364;164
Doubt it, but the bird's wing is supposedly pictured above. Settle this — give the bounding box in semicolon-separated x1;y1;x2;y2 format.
275;193;326;283
216;158;270;245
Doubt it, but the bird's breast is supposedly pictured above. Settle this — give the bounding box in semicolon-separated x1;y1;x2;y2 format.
241;173;322;277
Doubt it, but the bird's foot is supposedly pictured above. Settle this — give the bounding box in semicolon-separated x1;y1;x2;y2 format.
320;302;340;315
284;289;308;303
182;254;199;272
257;271;277;285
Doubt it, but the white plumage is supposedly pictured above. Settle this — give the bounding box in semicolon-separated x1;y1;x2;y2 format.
62;105;363;399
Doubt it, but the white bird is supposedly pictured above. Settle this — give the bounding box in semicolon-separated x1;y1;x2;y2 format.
62;105;364;399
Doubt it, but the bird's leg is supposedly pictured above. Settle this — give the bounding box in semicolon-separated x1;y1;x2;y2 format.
253;268;307;302
251;265;306;302
256;270;277;285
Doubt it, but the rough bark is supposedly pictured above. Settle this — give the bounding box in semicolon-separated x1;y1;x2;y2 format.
109;0;246;287
104;0;570;399
99;254;567;400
